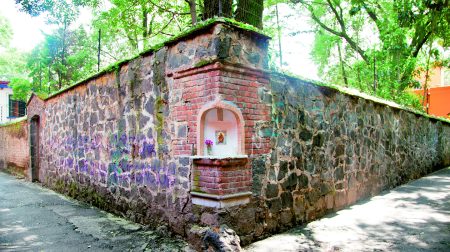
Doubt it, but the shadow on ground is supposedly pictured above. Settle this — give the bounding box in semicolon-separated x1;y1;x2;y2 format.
245;167;450;252
0;172;190;252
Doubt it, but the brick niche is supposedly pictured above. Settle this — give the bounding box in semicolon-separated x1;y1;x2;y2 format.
170;61;271;208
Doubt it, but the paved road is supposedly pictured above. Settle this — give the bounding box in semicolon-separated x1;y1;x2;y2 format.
0;172;189;252
246;167;450;252
2;169;449;252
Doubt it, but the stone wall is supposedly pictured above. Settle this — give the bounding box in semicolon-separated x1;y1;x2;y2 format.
25;21;270;244
221;73;450;243
19;20;450;247
0;119;29;177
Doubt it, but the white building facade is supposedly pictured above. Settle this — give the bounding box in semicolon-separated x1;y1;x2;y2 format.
0;81;26;124
0;81;14;124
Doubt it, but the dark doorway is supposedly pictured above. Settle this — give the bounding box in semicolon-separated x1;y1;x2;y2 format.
30;116;40;182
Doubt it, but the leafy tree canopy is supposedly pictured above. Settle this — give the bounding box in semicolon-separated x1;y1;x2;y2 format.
8;0;447;110
289;0;449;108
0;14;13;48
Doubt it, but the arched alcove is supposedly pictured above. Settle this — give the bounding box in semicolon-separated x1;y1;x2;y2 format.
197;99;245;156
192;99;250;208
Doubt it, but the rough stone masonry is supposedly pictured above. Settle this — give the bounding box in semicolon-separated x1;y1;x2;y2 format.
1;20;449;248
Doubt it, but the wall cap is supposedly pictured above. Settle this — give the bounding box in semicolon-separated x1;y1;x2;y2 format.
191;191;252;200
272;71;450;125
35;19;270;103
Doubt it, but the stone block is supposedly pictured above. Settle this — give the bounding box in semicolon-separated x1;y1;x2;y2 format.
334;191;347;210
280;192;293;209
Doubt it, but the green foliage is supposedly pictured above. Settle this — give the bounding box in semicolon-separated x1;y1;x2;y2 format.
15;0;97;22
311;31;339;75
0;14;28;81
262;2;287;70
8;0;268;100
25;26;97;95
291;0;449;109
10;0;100;99
0;14;13;48
0;48;28;81
92;0;192;61
9;78;32;101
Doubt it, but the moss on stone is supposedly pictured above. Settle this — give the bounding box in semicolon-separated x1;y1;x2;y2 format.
43;58;128;101
163;17;268;47
40;18;268;102
5;122;25;138
155;96;165;157
271;71;450;125
35;92;48;100
192;172;202;191
54;179;108;209
194;59;217;68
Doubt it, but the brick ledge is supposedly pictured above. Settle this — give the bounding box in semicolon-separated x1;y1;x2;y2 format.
191;191;252;208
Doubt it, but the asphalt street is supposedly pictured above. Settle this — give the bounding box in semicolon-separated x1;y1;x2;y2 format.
2;167;449;252
0;172;189;252
246;167;450;252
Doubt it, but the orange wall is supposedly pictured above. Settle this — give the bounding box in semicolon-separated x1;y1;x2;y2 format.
417;66;446;88
414;86;450;118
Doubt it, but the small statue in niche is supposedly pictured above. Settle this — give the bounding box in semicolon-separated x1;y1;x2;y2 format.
216;130;226;144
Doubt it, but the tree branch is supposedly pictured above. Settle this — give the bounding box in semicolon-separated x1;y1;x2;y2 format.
301;0;369;63
325;0;345;32
362;3;383;33
309;11;343;37
148;0;190;16
412;30;432;57
148;15;176;39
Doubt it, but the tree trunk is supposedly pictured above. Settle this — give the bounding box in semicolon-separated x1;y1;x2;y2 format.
422;42;433;113
275;4;282;69
337;40;348;87
142;8;148;38
373;55;377;94
235;0;264;28
39;60;42;90
203;0;232;20
186;0;197;25
60;20;67;89
142;7;148;49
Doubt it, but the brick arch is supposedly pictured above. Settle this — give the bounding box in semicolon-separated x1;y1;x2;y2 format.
197;99;245;156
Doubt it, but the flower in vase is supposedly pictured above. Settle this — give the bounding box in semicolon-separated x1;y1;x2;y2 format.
205;139;213;147
205;139;213;155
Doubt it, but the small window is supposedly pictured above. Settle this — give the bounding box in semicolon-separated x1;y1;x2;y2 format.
8;95;26;118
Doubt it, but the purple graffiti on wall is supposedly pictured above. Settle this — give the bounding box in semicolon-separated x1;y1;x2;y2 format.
50;130;176;190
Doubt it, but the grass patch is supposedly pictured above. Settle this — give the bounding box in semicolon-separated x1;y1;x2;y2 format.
2;166;26;179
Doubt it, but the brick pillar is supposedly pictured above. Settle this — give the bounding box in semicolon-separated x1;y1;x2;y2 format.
166;22;272;208
170;62;271;208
